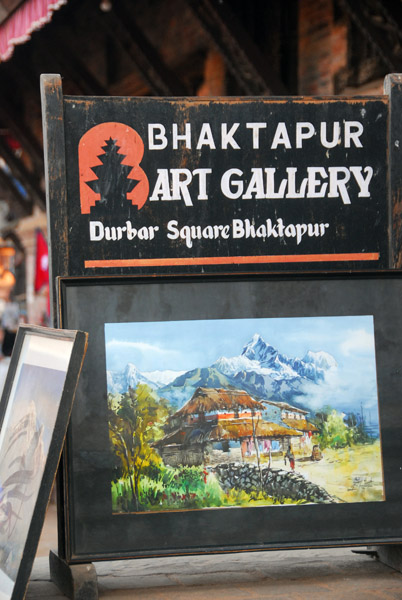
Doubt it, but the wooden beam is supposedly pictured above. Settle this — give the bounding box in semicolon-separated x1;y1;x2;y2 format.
338;0;402;73
95;0;188;96
38;30;109;96
0;136;45;210
185;0;287;96
369;0;402;45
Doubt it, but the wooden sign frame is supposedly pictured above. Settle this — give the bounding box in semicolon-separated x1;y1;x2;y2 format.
40;73;402;566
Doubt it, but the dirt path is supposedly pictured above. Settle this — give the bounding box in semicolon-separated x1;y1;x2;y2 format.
270;441;384;503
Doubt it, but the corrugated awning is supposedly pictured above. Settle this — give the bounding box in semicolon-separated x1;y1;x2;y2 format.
0;0;67;62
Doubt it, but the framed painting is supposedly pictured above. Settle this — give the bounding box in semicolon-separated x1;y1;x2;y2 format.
58;271;402;563
0;325;87;600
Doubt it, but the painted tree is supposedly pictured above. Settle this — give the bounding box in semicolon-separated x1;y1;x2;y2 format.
108;384;169;511
86;137;139;212
317;409;354;449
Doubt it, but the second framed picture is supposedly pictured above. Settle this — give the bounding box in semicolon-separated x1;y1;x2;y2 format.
0;325;87;600
58;272;402;562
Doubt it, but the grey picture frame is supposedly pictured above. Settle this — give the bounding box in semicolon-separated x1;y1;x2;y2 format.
0;324;87;600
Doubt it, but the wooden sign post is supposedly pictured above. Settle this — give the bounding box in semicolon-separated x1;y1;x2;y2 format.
41;73;402;598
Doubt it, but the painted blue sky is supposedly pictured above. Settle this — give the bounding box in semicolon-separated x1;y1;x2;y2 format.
104;315;380;422
105;315;376;374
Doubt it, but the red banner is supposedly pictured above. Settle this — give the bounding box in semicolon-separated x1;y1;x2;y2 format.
34;228;49;292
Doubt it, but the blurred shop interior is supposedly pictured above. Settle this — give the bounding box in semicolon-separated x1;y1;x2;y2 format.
0;0;398;337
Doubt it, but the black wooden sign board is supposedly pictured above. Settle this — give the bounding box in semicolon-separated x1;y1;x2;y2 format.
42;76;392;281
67;97;388;273
40;74;402;568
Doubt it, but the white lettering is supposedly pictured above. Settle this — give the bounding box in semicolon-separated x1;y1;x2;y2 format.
196;123;216;149
350;166;373;197
271;122;291;149
296;122;315;148
193;168;212;199
246;122;267;149
286;167;308;198
149;169;172;201
265;168;287;198
221;123;240;149
328;167;351;204
148;124;168;150
307;167;328;197
320;122;340;148
221;168;244;199
172;123;191;149
243;168;265;199
89;221;104;241
344;121;363;148
171;169;193;206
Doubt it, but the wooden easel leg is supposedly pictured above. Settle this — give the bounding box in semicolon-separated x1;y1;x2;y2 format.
374;545;402;573
49;549;98;600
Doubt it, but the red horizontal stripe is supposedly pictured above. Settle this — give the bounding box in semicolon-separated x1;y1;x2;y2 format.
84;252;380;268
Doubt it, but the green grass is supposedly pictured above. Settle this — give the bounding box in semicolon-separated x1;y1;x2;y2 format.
111;465;298;513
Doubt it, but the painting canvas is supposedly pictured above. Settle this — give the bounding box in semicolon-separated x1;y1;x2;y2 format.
105;314;384;514
0;326;87;600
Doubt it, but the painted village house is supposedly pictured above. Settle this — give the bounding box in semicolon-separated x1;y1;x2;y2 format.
154;387;304;467
261;400;318;455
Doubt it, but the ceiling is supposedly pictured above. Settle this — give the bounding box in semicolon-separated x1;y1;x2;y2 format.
0;0;399;227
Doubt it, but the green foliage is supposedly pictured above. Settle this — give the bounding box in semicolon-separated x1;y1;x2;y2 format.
141;464;218;510
111;463;216;511
315;407;376;449
321;410;353;448
345;412;374;444
111;461;299;512
108;384;169;511
316;409;352;449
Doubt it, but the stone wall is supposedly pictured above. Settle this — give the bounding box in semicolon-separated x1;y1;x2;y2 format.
213;462;336;504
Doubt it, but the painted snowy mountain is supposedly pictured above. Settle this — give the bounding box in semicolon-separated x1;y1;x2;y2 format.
107;334;337;412
107;364;185;395
211;334;336;386
107;363;157;394
143;369;186;387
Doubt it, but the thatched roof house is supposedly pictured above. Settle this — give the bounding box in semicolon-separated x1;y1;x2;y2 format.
155;387;305;466
154;418;302;449
175;387;264;418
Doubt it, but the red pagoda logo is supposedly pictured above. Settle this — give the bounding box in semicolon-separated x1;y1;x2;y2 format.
78;122;149;215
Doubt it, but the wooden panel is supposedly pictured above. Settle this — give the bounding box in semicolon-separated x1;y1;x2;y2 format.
40;74;69;322
59;94;389;275
385;73;402;267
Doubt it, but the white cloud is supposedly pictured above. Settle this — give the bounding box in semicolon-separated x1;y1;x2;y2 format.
106;339;161;353
340;329;375;357
106;339;180;370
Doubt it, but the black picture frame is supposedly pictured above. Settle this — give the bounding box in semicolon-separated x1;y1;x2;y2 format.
58;271;402;563
0;324;87;600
